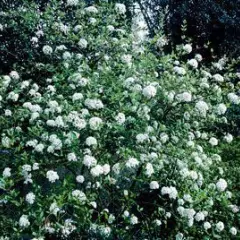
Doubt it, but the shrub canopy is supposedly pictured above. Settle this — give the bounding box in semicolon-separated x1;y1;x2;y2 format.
0;1;240;239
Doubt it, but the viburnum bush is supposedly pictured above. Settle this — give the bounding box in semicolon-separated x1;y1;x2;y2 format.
0;1;239;239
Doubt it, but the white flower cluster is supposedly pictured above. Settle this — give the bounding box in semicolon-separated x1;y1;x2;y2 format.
161;186;178;199
78;38;88;49
187;59;198;69
66;0;79;7
150;181;159;189
19;215;30;228
84;98;104;110
183;44;192;53
115;3;126;14
72;190;87;201
126;157;139;168
216;178;228;192
142;85;157;99
85;6;98;14
115;112;126;124
25;192;36;204
46;170;59;183
43;45;53;55
173;66;186;75
195;100;209;116
90;164;110;177
176;92;192;102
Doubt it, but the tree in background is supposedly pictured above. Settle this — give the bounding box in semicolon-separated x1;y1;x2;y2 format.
135;0;240;59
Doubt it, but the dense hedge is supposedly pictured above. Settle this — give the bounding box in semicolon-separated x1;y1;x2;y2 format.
0;1;239;239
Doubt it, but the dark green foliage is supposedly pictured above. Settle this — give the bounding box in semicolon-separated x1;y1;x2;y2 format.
220;139;240;203
141;0;240;58
101;0;240;59
0;1;49;75
227;105;240;136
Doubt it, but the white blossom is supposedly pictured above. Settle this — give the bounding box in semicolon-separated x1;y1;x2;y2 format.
84;99;103;110
130;215;138;225
7;92;19;102
213;74;224;82
161;186;178;199
78;38;88;49
85;6;98;14
76;175;85;183
19;215;30;228
187;59;198;69
72;93;83;102
209;137;218;146
230;227;237;235
216;178;227;192
176;92;192;102
89;117;103;130
142;85;157;99
86;137;97;146
195;54;203;62
83;155;97;168
32;163;39;170
121;54;132;66
115;112;126;124
183;44;192;53
216;221;224;232
43;45;53;55
25;192;36;204
67;153;77;162
3;168;11;178
34;143;45;153
63;51;72;60
173;66;186;75
224;133;233;143
145;163;154;177
150;181;159;190
46;170;59;183
203;221;211;230
102;164;110;175
10;71;20;80
49;202;60;215
194;212;205;222
216;103;227;115
156;37;168;48
66;0;79;7
90;165;104;177
115;3;126;14
126;157;139;168
227;93;239;104
136;133;149;143
72;190;87;201
195;100;209;116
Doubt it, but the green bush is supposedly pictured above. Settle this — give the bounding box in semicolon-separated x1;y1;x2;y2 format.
0;1;239;239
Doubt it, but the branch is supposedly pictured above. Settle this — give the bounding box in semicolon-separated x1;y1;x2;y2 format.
136;0;155;36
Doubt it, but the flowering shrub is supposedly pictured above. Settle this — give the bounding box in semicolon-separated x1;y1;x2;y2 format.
0;1;240;239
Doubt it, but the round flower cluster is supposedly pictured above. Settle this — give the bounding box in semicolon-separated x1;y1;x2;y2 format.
115;3;127;14
42;45;53;55
66;0;79;7
142;85;157;99
46;170;59;183
183;44;192;53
